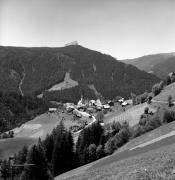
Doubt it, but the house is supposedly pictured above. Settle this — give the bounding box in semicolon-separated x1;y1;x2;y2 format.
48;108;57;113
65;103;75;112
118;98;124;103
89;100;96;107
103;104;110;109
121;101;128;107
77;96;86;110
73;109;91;118
95;99;103;108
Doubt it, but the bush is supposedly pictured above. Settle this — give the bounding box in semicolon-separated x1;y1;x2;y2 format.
152;83;161;96
118;127;131;144
166;76;171;85
168;95;173;107
87;144;97;163
139;117;147;126
163;110;175;123
132;125;146;138
113;133;124;147
104;125;131;154
144;116;162;132
144;107;149;114
96;145;105;159
140;91;148;103
96;111;104;123
104;137;115;155
111;121;122;135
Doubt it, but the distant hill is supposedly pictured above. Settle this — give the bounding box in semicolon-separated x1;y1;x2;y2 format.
123;53;175;79
0;45;159;102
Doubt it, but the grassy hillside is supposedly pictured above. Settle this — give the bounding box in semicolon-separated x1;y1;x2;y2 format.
56;121;175;180
104;103;156;127
0;45;159;102
56;142;175;180
0;137;37;159
123;52;175;79
153;82;175;102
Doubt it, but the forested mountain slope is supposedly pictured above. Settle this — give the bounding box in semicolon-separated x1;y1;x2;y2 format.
0;45;159;101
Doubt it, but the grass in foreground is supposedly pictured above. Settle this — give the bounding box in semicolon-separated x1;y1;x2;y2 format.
56;141;175;180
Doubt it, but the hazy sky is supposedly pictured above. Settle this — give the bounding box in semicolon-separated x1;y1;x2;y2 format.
0;0;175;59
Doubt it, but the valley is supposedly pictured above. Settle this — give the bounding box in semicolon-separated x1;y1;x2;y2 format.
0;45;174;180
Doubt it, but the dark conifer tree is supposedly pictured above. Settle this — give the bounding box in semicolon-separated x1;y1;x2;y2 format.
43;134;54;163
0;159;10;180
52;122;75;176
76;121;104;165
17;145;28;164
20;143;52;180
87;144;97;163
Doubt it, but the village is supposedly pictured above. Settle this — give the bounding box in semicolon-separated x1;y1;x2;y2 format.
0;94;131;142
48;96;130;134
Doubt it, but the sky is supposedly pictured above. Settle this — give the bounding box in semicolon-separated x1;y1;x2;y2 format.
0;0;175;59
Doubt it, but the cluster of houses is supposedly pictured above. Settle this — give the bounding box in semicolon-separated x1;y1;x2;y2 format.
64;97;113;118
46;96;130;133
48;97;129;117
118;98;129;107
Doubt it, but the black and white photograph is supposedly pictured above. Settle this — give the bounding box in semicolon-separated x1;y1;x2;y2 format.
0;0;175;179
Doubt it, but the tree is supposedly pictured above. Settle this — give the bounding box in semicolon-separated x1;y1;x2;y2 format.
140;91;148;103
76;121;104;165
16;145;28;164
152;83;161;96
132;125;145;138
159;81;164;90
147;96;152;104
52;123;75;176
118;127;131;144
131;93;137;105
104;137;115;155
20;143;52;180
162;110;175;123
139;117;147;126
171;74;175;83
168;95;173;107
166;76;171;85
144;107;149;114
96;111;104;123
144;115;161;132
96;145;105;159
0;160;10;180
43;134;54;163
52;132;75;176
111;121;122;136
52;120;65;141
87;144;97;163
